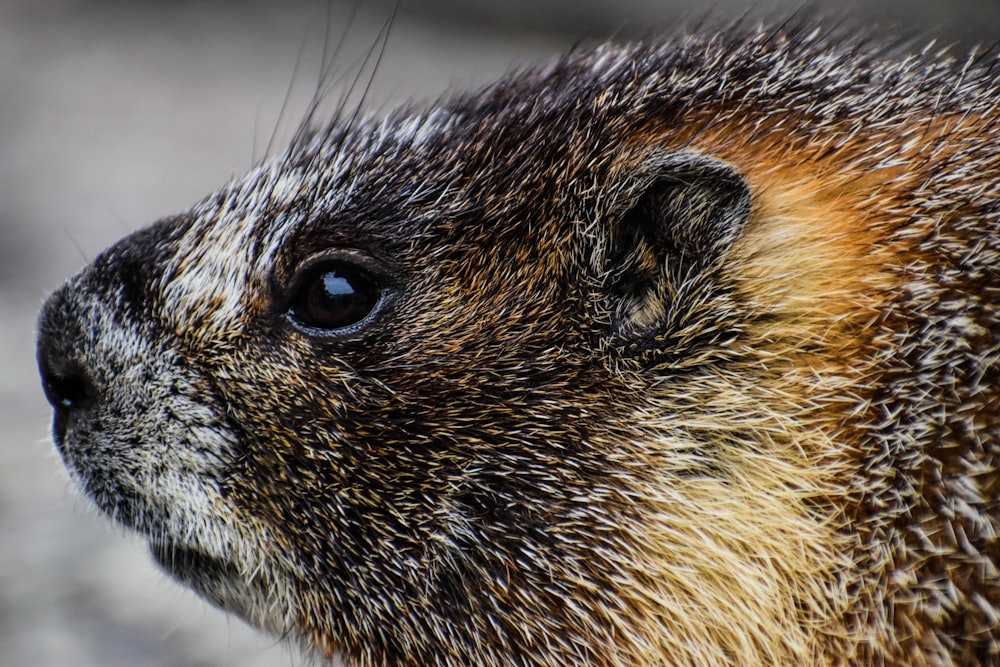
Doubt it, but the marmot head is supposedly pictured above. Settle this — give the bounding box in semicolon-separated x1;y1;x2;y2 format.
36;28;1000;667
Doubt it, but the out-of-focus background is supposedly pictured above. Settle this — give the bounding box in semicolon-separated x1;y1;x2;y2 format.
3;1;998;665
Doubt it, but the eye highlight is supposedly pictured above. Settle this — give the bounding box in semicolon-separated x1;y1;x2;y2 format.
288;261;381;331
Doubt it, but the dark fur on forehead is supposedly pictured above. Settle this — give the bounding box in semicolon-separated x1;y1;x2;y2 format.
272;24;999;242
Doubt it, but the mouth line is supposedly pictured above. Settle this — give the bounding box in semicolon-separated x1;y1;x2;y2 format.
149;539;241;586
148;537;294;637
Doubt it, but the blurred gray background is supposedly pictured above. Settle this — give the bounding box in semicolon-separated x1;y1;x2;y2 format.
3;1;998;665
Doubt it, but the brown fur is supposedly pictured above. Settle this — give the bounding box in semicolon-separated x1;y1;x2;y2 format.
37;25;1000;666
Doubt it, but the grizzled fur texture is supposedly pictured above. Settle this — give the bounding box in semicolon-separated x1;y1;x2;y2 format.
37;24;1000;667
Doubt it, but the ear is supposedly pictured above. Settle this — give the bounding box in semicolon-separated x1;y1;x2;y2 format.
601;151;752;362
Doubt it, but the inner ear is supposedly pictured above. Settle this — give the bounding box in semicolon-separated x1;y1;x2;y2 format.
603;151;752;347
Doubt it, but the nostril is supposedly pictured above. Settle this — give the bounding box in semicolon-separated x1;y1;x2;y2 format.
37;284;102;424
41;363;97;412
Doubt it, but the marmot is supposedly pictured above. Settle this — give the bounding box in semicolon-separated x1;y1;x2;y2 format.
36;24;1000;667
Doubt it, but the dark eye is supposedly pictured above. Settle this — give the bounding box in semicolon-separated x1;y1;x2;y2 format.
288;262;381;331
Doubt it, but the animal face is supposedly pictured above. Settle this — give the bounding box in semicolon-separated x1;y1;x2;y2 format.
38;29;1000;667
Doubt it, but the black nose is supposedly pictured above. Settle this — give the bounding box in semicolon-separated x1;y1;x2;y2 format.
40;359;97;412
37;284;100;445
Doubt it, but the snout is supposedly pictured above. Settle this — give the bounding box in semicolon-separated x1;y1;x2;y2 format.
37;284;102;448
